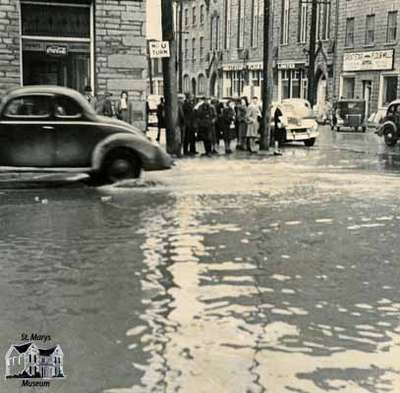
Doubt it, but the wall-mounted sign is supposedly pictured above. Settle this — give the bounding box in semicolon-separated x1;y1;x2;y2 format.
149;41;170;58
46;45;68;57
277;62;305;70
343;50;394;72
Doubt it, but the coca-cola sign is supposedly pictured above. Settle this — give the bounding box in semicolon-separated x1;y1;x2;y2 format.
46;45;68;57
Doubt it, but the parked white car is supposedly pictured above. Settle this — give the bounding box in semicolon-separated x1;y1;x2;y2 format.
272;99;319;146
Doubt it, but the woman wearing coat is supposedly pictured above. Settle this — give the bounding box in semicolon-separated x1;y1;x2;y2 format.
116;90;131;123
246;96;261;153
236;97;248;150
221;101;236;154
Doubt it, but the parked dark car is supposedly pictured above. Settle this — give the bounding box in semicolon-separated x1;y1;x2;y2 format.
331;99;367;132
0;85;172;184
376;99;400;147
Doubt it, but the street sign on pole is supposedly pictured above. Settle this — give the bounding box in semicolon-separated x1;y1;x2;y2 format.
149;41;170;58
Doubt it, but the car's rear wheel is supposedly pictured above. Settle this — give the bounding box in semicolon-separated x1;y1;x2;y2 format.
101;148;141;184
304;138;316;147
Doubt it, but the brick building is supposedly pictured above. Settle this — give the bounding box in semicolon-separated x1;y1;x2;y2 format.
0;0;147;129
178;0;338;112
335;0;400;116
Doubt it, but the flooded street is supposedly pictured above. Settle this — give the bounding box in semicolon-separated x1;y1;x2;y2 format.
1;127;400;392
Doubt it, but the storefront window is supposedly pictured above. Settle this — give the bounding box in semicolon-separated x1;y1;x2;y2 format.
280;69;307;99
382;76;398;106
342;77;355;98
21;2;91;93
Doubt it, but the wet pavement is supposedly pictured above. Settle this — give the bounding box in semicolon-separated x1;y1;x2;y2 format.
1;126;400;392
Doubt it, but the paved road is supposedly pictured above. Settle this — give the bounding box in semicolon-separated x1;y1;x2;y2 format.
0;126;400;393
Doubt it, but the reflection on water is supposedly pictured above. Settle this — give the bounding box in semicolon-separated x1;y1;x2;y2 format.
102;185;400;393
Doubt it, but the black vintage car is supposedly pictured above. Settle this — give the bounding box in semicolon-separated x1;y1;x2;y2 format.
377;100;400;147
331;99;367;132
0;86;172;184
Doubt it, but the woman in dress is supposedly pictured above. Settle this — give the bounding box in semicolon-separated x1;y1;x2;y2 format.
116;90;130;123
246;96;261;153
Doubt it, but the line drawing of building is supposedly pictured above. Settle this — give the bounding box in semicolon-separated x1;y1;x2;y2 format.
5;342;64;379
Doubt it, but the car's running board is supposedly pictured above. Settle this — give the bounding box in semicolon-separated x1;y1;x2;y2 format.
0;167;92;173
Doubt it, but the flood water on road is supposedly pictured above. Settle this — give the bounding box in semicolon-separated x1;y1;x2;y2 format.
1;128;400;393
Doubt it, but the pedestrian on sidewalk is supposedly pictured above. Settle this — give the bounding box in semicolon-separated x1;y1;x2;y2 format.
196;96;217;157
221;100;236;154
182;93;197;155
246;96;261;153
116;90;131;123
156;97;166;142
236;97;248;150
84;85;97;109
211;98;220;154
96;91;114;117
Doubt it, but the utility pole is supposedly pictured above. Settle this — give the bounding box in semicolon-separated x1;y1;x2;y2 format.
161;0;181;156
178;0;183;93
147;40;154;95
260;0;272;151
307;0;318;108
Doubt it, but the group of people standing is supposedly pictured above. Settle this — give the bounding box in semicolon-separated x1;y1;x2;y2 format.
156;94;262;157
83;85;132;123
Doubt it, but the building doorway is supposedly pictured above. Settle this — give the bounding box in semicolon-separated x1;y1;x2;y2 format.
316;73;327;110
362;81;372;117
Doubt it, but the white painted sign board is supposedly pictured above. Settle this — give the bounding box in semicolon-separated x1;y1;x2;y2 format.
343;50;394;72
149;41;170;58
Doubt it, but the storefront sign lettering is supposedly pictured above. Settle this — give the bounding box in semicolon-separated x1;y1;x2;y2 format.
343;50;394;72
46;45;68;57
277;62;305;70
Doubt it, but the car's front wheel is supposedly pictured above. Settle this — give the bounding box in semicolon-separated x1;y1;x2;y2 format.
304;138;316;147
382;125;398;147
100;148;141;184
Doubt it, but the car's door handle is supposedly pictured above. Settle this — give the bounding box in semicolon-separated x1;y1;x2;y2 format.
42;126;55;130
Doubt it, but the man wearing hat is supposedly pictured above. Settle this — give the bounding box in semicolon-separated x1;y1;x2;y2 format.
182;93;197;156
96;91;114;117
84;85;97;109
196;96;217;156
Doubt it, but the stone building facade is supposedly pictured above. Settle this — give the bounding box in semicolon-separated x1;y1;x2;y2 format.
0;0;147;129
335;0;400;115
178;0;338;113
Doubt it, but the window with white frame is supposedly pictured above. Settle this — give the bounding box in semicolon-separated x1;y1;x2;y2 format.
298;1;308;43
184;8;188;26
184;38;188;60
198;74;206;95
251;0;259;47
183;75;190;93
281;0;290;45
200;37;204;61
224;0;231;49
387;11;397;43
281;69;307;99
192;38;196;62
365;14;375;45
238;0;246;48
192;6;196;25
200;4;205;24
345;17;354;47
316;2;330;41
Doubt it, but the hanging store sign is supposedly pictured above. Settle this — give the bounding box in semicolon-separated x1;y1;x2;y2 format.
343;50;394;72
149;41;170;58
46;45;68;57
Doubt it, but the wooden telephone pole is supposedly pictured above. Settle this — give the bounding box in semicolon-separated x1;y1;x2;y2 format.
161;0;181;156
260;0;273;150
307;0;318;108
